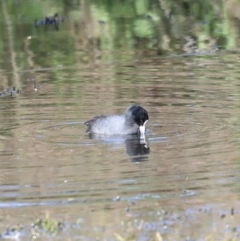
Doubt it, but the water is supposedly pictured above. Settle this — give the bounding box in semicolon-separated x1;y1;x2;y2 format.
1;1;240;240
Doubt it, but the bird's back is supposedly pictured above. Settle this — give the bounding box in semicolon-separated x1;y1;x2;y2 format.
85;115;138;135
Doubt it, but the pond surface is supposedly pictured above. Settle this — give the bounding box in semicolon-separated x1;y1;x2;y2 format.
1;1;240;240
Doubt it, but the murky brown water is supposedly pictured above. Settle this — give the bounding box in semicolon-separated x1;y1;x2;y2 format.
1;1;240;240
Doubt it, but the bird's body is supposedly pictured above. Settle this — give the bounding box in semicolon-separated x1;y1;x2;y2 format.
85;105;149;136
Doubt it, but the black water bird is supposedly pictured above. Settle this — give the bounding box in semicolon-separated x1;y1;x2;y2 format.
85;105;149;136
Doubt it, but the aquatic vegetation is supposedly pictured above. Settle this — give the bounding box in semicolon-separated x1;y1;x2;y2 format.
0;209;239;241
30;213;64;238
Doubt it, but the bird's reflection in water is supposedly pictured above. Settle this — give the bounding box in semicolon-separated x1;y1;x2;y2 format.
88;133;150;162
125;136;150;162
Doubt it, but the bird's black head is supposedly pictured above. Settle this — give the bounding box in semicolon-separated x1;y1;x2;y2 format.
125;105;149;126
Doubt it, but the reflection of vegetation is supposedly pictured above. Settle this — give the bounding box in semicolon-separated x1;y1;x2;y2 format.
0;0;239;87
0;0;238;102
88;0;237;52
0;0;239;131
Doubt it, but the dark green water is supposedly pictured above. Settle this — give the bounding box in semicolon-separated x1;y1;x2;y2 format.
1;1;240;240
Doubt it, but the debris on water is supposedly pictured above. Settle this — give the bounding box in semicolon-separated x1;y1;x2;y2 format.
114;232;125;241
137;219;144;230
231;207;234;216
220;214;226;219
114;232;136;241
156;232;163;241
128;200;136;206
113;196;121;201
1;225;23;240
35;13;64;31
33;82;38;92
125;207;130;213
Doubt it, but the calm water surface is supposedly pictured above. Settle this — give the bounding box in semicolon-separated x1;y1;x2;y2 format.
1;1;240;240
1;55;240;240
